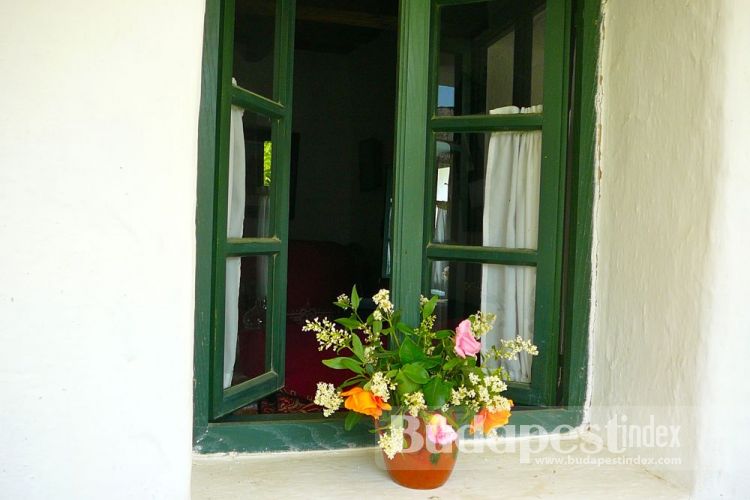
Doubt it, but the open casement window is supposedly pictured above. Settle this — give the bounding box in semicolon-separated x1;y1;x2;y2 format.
208;0;296;418
195;0;597;447
415;0;571;406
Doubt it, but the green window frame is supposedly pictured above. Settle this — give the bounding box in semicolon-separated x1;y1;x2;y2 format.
194;0;601;452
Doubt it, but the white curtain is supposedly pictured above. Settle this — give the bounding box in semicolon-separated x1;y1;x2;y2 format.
431;140;451;294
224;104;246;388
481;105;542;382
431;206;449;294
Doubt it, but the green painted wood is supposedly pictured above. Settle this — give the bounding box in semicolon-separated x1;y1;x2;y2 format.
224;238;283;255
266;0;297;410
420;2;441;296
391;0;431;324
193;0;222;441
559;0;600;408
230;85;286;119
197;416;377;453
195;407;583;453
430;113;543;132
218;371;281;416
426;243;538;266
527;0;573;407
208;0;238;418
434;0;493;6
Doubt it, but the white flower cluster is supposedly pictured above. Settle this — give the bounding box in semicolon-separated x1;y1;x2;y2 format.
469;311;497;337
363;345;376;364
359;325;381;344
313;382;343;417
336;293;350;308
403;391;427;417
494;335;539;360
419;294;429;307
302;317;351;351
372;289;394;316
486;395;512;413
450;385;479;412
452;374;510;413
378;424;405;460
369;372;392;402
474;374;510;412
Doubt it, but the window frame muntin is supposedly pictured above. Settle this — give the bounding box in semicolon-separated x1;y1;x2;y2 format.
193;0;600;452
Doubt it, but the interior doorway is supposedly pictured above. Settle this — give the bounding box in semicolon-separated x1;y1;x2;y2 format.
232;0;399;414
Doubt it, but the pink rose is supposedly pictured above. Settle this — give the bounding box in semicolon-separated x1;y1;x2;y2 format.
454;319;481;358
425;414;458;446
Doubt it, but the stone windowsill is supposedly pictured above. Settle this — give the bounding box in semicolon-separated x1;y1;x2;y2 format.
192;435;687;499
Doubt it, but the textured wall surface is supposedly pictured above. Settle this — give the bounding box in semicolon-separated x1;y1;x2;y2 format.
590;0;750;497
0;1;205;498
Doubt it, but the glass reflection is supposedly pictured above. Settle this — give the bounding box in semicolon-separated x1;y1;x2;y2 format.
430;260;536;383
225;255;270;388
437;1;546;115
227;108;273;239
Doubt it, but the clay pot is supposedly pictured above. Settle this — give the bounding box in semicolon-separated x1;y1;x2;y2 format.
380;418;458;489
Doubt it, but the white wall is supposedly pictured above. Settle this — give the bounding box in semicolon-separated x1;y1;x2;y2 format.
0;1;205;498
692;1;750;496
591;0;750;497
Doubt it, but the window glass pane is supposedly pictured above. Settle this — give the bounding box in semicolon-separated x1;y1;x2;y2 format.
530;9;546;106
225;256;270;388
430;260;535;383
433;125;541;248
233;0;276;99
228;108;273;238
437;1;545;116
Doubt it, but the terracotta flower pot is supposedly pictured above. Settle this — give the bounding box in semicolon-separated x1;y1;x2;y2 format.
380;419;459;489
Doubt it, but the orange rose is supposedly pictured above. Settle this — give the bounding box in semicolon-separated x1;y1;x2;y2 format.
471;401;514;434
340;387;392;418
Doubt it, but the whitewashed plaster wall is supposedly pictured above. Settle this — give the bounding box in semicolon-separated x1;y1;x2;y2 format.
0;1;205;498
591;0;750;497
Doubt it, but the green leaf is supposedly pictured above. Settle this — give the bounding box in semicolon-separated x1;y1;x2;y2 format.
339;375;366;389
442;357;464;372
391;311;401;325
345;411;362;431
398;337;424;364
415;356;442;370
401;362;430;384
335;317;361;330
429;452;441;465
350;334;365;362
422;295;439;319
395;370;420;395
322;357;364;374
372;320;382;334
396;322;414;335
434;329;454;340
351;285;360;310
423;376;453;409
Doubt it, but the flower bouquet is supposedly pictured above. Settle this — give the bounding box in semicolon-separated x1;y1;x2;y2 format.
305;287;538;489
